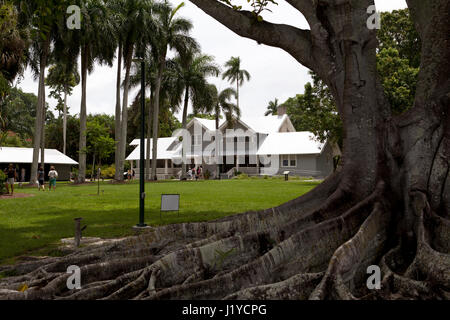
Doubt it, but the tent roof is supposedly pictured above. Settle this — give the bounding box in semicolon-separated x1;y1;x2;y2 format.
0;147;78;165
256;132;325;155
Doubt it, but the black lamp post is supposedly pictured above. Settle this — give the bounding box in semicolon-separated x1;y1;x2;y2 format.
133;57;147;227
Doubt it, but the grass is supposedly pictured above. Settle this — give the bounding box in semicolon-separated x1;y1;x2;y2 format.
0;178;320;263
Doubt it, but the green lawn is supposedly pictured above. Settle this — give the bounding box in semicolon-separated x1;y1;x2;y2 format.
0;178;320;263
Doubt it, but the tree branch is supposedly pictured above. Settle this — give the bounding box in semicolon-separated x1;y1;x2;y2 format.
189;0;316;70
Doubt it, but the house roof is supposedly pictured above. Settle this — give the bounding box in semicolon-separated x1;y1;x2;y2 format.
126;137;180;160
0;147;78;165
256;132;325;155
219;114;294;134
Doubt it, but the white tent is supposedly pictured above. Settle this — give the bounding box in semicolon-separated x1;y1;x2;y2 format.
0;147;78;164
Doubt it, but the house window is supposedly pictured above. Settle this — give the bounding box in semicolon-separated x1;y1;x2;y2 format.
192;134;202;146
282;155;296;167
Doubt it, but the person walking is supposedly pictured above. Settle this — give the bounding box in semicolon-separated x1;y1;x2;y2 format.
5;164;17;195
48;166;58;191
37;166;45;191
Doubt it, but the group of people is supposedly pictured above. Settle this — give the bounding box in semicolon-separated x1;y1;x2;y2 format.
37;166;59;191
2;164;59;195
187;165;203;180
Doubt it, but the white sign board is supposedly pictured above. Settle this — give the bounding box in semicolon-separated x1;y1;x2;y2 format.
161;194;180;212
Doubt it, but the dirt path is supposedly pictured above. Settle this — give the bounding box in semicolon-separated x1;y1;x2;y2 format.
0;193;35;200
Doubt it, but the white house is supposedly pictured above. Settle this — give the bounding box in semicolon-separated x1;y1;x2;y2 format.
0;147;78;181
126;109;334;180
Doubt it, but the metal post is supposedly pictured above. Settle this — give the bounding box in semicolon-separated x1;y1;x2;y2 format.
138;60;147;227
74;218;82;247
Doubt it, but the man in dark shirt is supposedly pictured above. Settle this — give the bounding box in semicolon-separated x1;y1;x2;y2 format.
6;164;17;195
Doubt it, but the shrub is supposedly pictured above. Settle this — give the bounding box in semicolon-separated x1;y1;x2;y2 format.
0;170;6;195
204;169;211;180
101;165;115;179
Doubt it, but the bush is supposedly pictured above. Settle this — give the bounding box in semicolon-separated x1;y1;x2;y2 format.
0;170;6;195
101;165;115;179
234;173;248;180
204;169;211;180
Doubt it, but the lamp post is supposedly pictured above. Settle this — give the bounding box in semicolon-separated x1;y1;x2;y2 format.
133;57;147;227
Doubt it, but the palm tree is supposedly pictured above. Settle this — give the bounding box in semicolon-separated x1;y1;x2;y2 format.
45;62;80;155
149;1;198;180
107;0;126;181
24;1;66;184
197;84;239;178
222;56;250;111
116;0;155;182
173;51;220;177
74;0;116;182
265;98;279;116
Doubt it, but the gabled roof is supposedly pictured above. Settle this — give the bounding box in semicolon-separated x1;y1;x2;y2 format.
183;117;222;132
0;147;78;165
126;137;180;160
256;132;325;155
219;114;295;134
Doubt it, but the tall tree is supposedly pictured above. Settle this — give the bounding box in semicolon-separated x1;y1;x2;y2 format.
116;0;155;182
222;56;250;111
107;0;125;181
2;1;450;301
264;98;278;116
45;62;80;154
149;1;198;180
174;51;220;177
22;0;67;184
73;0;116;183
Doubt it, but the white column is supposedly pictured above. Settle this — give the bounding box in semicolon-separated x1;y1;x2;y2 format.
165;159;168;175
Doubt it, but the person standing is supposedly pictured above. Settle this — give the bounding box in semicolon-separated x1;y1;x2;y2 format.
5;164;17;195
38;166;45;191
48;166;58;191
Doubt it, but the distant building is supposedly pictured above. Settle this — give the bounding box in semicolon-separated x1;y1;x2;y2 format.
0;147;78;181
126;109;334;180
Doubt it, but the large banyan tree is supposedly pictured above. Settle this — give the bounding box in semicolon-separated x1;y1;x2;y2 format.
0;0;449;300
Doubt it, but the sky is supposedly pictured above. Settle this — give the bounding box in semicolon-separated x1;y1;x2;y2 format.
15;0;408;122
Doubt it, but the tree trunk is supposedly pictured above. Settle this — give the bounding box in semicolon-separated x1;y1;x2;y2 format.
40;78;46;168
78;46;88;183
181;86;189;179
114;43;123;181
3;0;449;300
215;111;220;179
236;74;239;111
151;57;165;181
145;89;153;181
30;38;50;184
63;88;67;155
118;45;134;182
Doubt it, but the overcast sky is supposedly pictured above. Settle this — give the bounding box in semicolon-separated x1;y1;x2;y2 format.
15;0;407;121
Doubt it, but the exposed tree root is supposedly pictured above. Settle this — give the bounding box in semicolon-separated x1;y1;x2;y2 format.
0;173;448;300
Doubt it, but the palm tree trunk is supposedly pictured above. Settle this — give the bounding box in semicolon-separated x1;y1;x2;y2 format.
91;153;96;181
40;89;45;167
215;110;220;179
236;73;239;110
63;88;68;155
78;46;88;183
151;58;165;181
145;89;153;181
114;43;123;181
181;86;189;179
31;39;50;184
119;45;134;182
